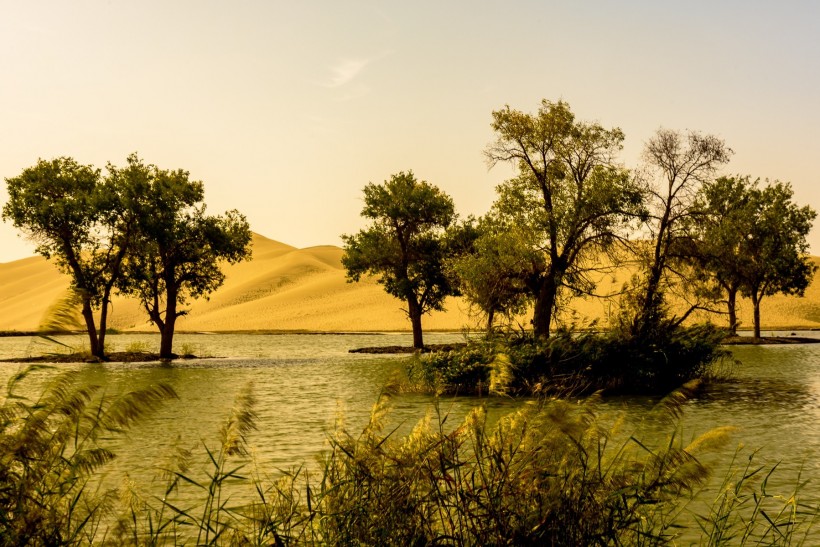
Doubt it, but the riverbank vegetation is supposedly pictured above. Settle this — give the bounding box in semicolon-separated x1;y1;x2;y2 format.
1;369;817;545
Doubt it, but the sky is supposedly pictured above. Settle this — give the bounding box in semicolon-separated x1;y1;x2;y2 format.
1;1;819;262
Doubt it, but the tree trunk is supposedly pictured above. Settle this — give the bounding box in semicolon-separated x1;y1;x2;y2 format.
751;290;761;340
159;290;178;359
532;275;557;338
98;286;114;358
80;299;102;358
159;317;176;359
408;297;424;349
726;287;738;335
486;308;495;335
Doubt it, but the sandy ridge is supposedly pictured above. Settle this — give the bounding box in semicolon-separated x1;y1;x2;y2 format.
1;233;818;333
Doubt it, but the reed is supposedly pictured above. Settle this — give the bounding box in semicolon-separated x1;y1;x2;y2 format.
0;366;176;545
2;372;817;545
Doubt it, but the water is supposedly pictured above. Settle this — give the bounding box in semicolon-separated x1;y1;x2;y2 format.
0;332;509;483
2;331;820;537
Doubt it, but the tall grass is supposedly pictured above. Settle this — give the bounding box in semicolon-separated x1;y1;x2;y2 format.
1;372;817;545
0;366;176;545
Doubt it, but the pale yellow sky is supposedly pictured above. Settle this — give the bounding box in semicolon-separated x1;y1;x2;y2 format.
1;1;818;262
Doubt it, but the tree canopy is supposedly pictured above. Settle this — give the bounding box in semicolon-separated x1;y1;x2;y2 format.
628;129;732;336
115;155;252;358
341;171;457;348
485;99;645;337
2;157;137;357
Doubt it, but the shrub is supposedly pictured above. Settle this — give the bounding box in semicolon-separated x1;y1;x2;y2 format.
407;323;729;396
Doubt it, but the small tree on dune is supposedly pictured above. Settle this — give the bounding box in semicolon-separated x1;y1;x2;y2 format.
341;171;457;349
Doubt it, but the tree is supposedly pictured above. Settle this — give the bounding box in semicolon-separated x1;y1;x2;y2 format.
3;157;137;358
739;181;816;339
696;176;816;338
115;156;252;358
485;99;645;338
631;129;732;336
449;214;530;332
341;171;457;349
694;176;758;334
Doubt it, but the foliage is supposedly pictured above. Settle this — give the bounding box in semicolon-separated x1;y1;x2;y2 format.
114;154;252;358
3;372;819;545
0;366;176;545
407;322;728;397
448;213;531;331
2;158;136;358
405;343;496;395
342;171;458;348
485;99;645;337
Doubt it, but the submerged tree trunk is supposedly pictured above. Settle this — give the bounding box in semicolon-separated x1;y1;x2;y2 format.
486;308;495;335
97;285;115;359
408;297;424;349
159;317;176;359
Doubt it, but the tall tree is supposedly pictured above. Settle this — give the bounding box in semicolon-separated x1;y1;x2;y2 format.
3;157;136;358
116;156;252;358
631;129;732;336
485;99;644;338
341;171;457;349
739;181;816;339
694;176;758;334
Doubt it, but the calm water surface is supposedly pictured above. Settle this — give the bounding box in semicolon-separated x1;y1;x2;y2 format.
2;331;820;533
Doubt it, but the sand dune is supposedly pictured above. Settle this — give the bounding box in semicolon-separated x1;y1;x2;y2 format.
1;232;818;333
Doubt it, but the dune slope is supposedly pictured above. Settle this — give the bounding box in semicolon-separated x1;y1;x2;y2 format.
1;233;818;332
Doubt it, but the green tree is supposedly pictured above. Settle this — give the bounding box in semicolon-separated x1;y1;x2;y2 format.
485;99;645;338
449;214;530;332
739;181;816;339
3;158;137;358
115;156;252;358
694;176;758;334
341;171;457;349
631;129;732;336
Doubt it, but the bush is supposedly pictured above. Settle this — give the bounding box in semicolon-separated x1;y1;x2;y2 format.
407;323;730;396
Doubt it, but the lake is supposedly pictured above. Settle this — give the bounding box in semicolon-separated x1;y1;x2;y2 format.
2;331;820;537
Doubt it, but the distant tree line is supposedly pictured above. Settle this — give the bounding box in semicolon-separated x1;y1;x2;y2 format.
343;100;816;348
2;154;252;359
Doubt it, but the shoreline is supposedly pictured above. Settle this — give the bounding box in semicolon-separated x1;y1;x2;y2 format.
2;328;819;339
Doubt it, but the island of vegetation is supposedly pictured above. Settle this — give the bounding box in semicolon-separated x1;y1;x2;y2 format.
342;100;816;396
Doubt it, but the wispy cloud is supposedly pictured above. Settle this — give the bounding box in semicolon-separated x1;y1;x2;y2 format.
325;58;371;88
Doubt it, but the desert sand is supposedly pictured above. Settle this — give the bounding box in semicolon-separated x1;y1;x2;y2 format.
1;232;819;333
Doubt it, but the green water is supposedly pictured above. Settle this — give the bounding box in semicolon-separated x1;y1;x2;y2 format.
2;331;820;538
